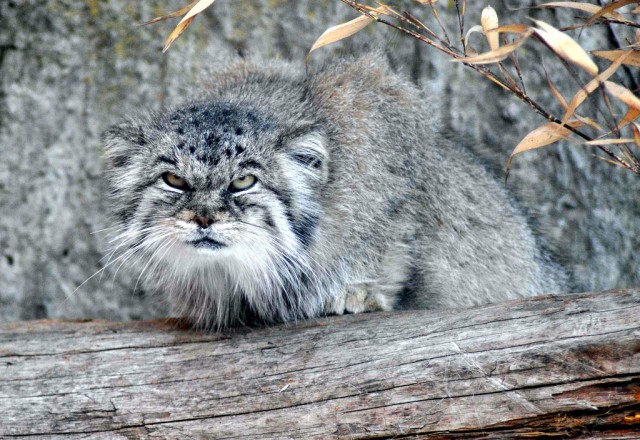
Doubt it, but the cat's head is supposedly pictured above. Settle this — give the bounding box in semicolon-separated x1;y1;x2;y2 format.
102;95;329;317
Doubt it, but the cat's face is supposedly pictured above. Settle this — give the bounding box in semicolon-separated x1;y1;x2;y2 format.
102;101;328;287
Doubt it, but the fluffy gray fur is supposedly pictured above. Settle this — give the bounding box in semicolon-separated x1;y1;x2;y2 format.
102;55;568;330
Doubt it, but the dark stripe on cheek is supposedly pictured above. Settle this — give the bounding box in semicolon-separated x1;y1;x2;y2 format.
263;184;292;210
292;213;318;249
236;200;257;214
261;209;276;229
237;200;276;229
263;184;319;248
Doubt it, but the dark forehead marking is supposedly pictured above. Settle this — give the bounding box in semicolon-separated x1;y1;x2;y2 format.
168;102;274;135
166;102;276;164
239;159;263;170
155;155;177;166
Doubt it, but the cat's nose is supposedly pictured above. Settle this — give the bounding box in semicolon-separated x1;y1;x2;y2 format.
193;216;214;229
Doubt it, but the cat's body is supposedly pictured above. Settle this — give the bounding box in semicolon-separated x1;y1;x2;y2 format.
103;55;568;330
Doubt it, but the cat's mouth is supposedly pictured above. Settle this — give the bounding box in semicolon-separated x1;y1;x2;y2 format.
188;237;226;250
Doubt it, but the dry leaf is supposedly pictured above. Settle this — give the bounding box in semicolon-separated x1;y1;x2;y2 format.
633;122;640;147
140;1;199;26
586;0;638;26
507;120;585;172
481;6;499;51
598;107;640;138
415;0;438;3
163;0;216;52
464;25;484;55
596;155;626;167
547;77;569;109
546;77;601;129
584;138;636;145
604;81;640;111
531;19;598;76
363;4;399;18
617;108;640;132
180;0;216;22
536;2;627;21
593;50;640;68
634;5;640;13
308;9;382;59
576;116;602;130
456;29;533;65
621;108;640;129
163;16;196;52
562;51;632;124
486;23;530;36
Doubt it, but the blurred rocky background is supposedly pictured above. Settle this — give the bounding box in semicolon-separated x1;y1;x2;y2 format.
1;0;638;322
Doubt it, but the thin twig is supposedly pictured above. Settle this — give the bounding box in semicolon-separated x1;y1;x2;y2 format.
338;0;640;174
597;0;640;92
454;0;466;52
428;1;451;47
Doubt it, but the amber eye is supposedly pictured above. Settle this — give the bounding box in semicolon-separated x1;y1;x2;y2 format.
229;175;257;193
162;172;189;190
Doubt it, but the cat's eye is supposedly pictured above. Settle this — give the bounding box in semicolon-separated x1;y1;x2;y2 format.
229;175;257;192
162;172;189;190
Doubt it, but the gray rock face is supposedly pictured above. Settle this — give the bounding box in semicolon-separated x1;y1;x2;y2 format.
0;0;638;322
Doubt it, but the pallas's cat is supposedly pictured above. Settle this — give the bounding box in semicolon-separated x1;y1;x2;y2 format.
103;56;568;330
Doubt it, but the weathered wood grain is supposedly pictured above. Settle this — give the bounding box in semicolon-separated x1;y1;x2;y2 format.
1;290;639;439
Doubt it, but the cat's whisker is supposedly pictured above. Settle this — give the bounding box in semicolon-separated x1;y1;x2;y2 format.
110;231;174;283
90;225;121;235
133;236;177;293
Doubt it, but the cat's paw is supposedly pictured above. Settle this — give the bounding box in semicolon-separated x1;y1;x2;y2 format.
327;283;396;315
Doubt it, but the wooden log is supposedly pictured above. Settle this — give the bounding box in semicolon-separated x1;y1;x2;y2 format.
1;289;639;439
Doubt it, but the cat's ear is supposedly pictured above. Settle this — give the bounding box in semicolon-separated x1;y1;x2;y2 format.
102;120;147;168
285;131;329;184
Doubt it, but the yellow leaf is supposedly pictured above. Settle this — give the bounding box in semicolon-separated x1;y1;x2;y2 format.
633;122;640;147
531;19;598;76
593;50;640;68
536;2;627;21
487;23;530;35
507;120;585;172
597;107;640;138
163;0;216;53
481;6;499;51
456;29;533;65
618;108;640;131
180;0;216;22
163;16;196;52
604;81;640;111
575;115;602;131
308;9;382;59
562;51;632;124
139;0;199;26
586;0;638;26
584;138;636;145
547;77;601;129
547;77;568;109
